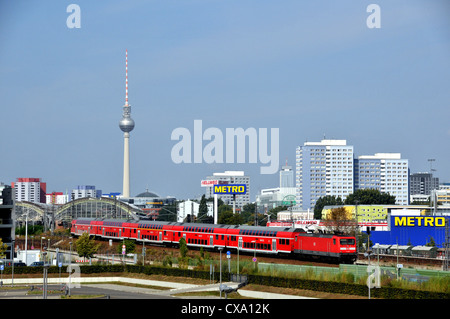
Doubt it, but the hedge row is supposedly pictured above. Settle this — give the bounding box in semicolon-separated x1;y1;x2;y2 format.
4;264;449;299
246;273;450;299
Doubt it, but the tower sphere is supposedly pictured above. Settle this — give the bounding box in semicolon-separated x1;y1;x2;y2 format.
119;116;135;133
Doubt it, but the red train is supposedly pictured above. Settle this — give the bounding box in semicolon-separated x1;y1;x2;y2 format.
71;218;357;263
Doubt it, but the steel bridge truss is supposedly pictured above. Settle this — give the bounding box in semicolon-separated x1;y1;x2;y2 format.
14;197;144;232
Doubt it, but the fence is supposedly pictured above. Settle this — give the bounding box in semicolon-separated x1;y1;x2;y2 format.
257;262;450;284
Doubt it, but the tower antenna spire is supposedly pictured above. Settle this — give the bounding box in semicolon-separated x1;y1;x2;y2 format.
125;49;129;105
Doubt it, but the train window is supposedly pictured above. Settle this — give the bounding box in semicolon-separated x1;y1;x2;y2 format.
216;235;219;240
340;239;355;245
333;239;336;245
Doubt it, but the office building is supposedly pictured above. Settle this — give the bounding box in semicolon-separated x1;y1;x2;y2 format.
280;161;294;188
256;163;296;211
204;171;250;208
409;172;439;196
296;139;354;210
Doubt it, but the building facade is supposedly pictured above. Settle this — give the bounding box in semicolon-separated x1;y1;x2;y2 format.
256;163;296;211
45;192;69;205
204;171;250;208
0;186;15;259
177;199;214;223
355;153;409;205
13;178;46;203
280;162;294;188
71;185;102;201
296;139;354;210
409;172;439;196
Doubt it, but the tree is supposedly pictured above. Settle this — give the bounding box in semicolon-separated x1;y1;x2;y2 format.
344;189;396;205
314;195;343;219
0;238;7;259
218;210;243;225
426;237;436;247
179;237;188;259
322;207;355;235
75;232;100;259
178;237;189;268
197;195;212;223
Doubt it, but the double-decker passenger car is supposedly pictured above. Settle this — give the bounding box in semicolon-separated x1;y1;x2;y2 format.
71;218;357;263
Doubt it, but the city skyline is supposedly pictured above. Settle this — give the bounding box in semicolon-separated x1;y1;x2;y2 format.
1;1;449;200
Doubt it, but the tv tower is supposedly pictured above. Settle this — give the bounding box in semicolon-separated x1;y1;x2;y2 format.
119;49;135;198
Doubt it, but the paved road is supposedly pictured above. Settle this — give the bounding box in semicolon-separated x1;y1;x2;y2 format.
0;284;178;299
0;277;313;299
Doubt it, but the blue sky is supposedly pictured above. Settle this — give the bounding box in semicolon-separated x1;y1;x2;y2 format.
1;1;449;200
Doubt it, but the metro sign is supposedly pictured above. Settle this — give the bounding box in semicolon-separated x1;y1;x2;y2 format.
213;184;246;195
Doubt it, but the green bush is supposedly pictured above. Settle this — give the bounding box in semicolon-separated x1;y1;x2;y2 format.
5;264;449;299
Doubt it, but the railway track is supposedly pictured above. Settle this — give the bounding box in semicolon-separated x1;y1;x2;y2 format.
97;239;341;268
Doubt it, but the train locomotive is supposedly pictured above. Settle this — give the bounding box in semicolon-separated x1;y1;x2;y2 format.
71;218;357;263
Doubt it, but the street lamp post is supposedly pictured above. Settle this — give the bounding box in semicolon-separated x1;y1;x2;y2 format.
41;237;45;255
237;237;242;275
69;238;73;265
218;247;223;299
11;239;15;287
42;250;48;299
25;211;28;266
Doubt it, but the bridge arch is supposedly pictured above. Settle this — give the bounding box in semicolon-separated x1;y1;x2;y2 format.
56;197;144;222
15;197;145;230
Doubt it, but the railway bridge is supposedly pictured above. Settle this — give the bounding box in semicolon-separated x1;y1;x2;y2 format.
14;197;144;232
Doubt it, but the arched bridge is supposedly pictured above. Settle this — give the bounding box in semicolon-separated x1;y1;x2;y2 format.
15;197;145;230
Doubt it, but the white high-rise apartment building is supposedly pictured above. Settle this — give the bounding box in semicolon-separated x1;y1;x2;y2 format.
355;153;409;205
14;178;45;203
296;139;354;210
204;171;250;208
